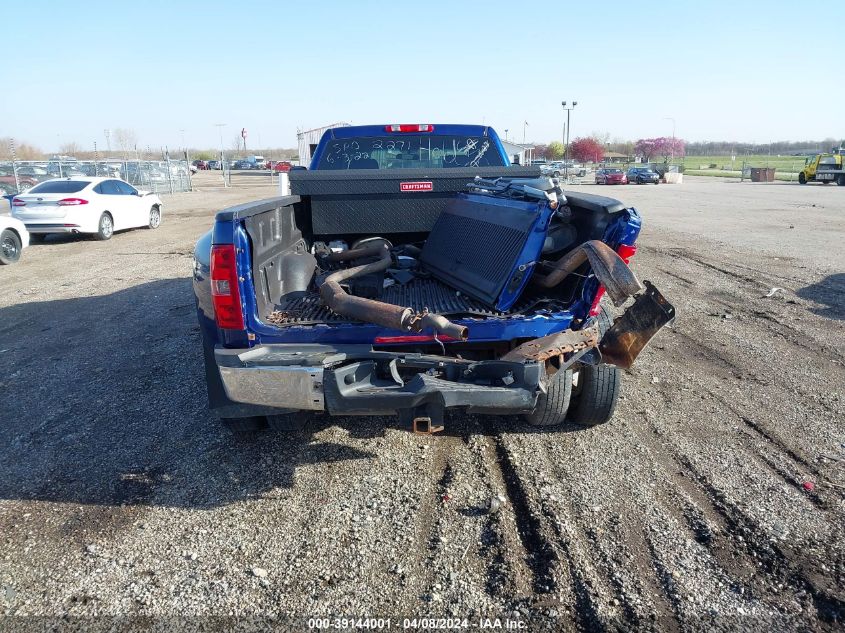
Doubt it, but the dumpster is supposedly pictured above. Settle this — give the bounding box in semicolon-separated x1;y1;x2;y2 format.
750;167;775;182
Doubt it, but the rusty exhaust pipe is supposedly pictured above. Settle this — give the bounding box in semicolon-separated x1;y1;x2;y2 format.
319;243;469;340
532;239;643;306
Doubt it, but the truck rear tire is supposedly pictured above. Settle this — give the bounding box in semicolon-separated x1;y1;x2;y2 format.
568;306;621;427
524;368;573;427
798;172;807;185
838;175;845;186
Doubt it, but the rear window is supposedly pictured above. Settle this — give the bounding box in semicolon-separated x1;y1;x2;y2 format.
316;135;506;170
28;180;88;194
606;169;623;174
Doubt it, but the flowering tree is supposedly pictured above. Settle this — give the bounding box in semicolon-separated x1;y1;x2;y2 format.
634;138;659;162
636;137;685;163
654;137;685;162
568;137;605;163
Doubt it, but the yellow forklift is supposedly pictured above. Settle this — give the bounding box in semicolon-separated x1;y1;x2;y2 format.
799;147;845;185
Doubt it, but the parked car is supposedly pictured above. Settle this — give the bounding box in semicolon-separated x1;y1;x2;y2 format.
232;160;252;170
626;167;660;184
192;123;675;434
11;177;163;241
192;160;209;170
595;168;628;185
0;170;39;193
17;166;49;177
0;213;29;265
207;160;221;170
270;161;293;172
540;162;564;177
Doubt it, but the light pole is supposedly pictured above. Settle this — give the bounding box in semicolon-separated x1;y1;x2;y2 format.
561;100;577;177
214;123;227;187
663;117;676;164
504;128;508;141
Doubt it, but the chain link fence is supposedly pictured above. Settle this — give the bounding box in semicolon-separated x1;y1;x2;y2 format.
0;157;193;196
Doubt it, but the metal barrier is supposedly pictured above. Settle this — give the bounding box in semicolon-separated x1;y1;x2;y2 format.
0;158;193;195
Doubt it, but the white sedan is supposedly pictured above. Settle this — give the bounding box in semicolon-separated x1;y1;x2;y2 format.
11;177;163;241
0;213;30;265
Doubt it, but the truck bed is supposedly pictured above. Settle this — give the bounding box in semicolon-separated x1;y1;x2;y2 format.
266;275;571;327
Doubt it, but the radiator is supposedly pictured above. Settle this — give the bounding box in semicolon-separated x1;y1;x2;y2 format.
420;193;555;310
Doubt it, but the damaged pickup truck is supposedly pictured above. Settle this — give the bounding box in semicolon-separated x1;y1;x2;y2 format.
192;124;675;433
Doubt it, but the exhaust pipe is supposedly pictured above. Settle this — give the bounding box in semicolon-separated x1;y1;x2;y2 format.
319;243;468;340
532;240;643;306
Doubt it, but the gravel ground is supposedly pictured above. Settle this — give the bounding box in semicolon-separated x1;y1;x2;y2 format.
0;175;843;631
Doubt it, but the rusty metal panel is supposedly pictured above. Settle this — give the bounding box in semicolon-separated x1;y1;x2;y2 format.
500;324;599;363
599;280;676;369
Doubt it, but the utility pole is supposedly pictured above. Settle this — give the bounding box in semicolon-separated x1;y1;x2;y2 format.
663;117;676;164
214;123;228;187
561;100;577;178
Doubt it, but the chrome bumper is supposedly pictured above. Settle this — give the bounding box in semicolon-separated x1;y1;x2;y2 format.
215;346;326;411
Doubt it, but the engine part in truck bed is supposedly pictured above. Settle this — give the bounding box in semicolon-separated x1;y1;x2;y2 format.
266;277;566;326
599;280;676;369
533;239;644;306
289;167;540;235
318;243;468;340
420;193;556;311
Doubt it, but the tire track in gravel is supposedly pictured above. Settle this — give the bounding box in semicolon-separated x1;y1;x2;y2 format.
531;429;684;630
470;431;536;603
490;435;560;597
492;434;610;632
631;416;845;624
651;246;845;364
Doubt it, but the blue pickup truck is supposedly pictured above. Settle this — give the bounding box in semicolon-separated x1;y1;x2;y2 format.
193;124;674;433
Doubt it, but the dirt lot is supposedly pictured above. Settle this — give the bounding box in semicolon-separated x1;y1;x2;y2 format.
0;175;843;630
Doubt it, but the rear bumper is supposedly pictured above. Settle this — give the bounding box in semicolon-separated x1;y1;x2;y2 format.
211;286;675;419
23;223;82;234
214;344;543;416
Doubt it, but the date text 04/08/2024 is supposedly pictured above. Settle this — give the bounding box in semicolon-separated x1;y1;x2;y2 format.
307;617;528;629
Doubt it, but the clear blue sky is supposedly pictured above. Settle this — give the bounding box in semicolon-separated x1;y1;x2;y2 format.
3;0;843;152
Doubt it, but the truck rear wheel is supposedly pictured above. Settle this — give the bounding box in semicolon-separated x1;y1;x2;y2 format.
568;306;621;427
838;175;845;186
524;368;572;427
798;172;807;184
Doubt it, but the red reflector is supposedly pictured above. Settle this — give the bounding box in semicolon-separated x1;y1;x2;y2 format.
210;244;245;330
384;124;435;133
617;243;637;263
57;198;89;206
374;334;459;344
400;181;433;192
12;198;25;206
588;286;607;317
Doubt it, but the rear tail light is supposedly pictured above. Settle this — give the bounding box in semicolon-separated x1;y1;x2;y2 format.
12;198;25;206
616;244;637;263
384;124;435;133
57;198;88;206
588;243;638;317
210;244;245;330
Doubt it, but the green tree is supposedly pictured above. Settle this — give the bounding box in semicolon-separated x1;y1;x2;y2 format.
546;141;564;160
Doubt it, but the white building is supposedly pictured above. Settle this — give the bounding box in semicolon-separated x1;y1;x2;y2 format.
297;122;351;167
501;140;535;166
